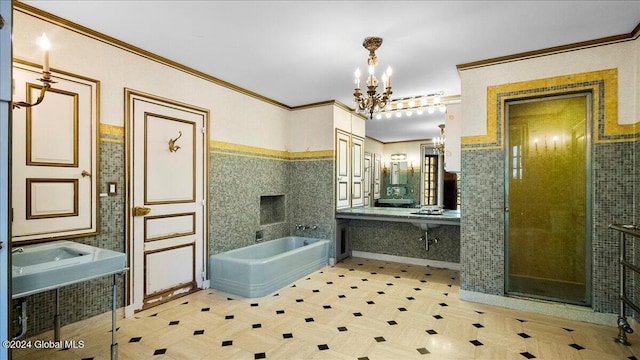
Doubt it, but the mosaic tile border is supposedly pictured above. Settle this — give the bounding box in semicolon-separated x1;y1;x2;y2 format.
462;68;638;150
212;140;334;162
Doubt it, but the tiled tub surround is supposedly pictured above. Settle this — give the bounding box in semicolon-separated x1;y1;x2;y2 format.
12;258;640;360
209;142;335;256
11;128;126;338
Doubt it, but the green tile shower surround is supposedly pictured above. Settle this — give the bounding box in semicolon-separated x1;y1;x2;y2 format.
461;142;638;315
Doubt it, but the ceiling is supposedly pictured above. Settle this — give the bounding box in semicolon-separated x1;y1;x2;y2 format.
21;1;640;143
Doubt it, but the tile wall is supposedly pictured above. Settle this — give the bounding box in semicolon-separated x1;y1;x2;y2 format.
350;220;460;263
209;144;335;256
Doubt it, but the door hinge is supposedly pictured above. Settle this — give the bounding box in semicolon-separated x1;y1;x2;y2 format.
201;127;206;134
201;199;206;206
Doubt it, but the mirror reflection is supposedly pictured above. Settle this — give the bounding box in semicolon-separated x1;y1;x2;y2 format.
390;159;407;185
372;147;459;210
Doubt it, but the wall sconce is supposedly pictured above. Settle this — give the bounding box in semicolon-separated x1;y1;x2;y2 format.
12;33;56;109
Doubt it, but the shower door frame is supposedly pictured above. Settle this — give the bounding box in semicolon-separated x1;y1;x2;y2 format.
504;92;593;306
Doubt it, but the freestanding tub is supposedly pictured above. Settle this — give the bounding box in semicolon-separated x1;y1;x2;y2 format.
209;236;330;298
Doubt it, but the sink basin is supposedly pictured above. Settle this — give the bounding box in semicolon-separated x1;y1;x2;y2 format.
12;240;126;298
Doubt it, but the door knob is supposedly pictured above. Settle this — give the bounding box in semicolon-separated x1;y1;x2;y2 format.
81;170;91;178
132;206;151;217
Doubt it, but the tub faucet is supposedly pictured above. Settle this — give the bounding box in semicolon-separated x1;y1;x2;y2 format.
12;247;24;254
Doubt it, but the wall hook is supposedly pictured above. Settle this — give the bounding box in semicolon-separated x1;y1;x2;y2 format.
168;131;182;152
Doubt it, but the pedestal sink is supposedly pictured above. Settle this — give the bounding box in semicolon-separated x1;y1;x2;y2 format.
12;240;126;299
11;240;127;359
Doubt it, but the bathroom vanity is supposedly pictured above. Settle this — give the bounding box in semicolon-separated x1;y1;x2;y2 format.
335;207;461;263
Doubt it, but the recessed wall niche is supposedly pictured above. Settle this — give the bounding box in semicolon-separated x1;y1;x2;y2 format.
260;195;285;225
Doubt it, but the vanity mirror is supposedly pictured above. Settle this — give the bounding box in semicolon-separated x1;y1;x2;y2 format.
390;154;408;185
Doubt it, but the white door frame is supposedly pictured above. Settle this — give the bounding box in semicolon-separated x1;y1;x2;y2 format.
124;89;209;315
0;2;12;355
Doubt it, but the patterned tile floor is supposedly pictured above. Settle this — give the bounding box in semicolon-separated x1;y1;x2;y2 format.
12;257;640;359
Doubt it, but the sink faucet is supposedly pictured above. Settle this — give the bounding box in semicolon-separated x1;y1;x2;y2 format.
12;247;24;254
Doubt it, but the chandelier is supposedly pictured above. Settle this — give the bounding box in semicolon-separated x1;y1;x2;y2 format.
353;36;393;120
433;124;446;155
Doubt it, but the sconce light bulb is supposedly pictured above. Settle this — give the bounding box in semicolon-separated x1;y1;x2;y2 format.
39;33;50;50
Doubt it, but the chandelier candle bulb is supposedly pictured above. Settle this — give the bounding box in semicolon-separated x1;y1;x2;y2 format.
386;66;392;87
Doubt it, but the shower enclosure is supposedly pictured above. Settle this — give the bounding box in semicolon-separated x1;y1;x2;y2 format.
505;93;591;305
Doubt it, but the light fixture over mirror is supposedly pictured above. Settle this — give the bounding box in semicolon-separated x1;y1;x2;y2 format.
12;33;56;109
353;36;393;120
375;92;448;120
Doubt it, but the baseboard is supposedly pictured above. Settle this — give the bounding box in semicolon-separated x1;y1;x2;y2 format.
351;251;460;271
459;289;617;326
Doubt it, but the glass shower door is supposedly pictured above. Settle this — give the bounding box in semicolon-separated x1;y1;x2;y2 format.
505;93;591;305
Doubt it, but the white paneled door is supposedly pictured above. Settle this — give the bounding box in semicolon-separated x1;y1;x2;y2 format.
12;62;99;242
126;90;208;311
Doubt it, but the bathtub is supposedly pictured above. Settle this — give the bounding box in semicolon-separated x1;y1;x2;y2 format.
209;236;330;298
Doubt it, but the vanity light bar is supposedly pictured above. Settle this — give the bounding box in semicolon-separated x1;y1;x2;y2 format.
374;93;461;119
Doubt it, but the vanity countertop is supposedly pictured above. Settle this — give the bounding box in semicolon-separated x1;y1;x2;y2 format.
336;207;460;226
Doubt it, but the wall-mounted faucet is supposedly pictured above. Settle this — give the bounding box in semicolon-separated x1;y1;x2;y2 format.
295;224;318;231
12;247;24;254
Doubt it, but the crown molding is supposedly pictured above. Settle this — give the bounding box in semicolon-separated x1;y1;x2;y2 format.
457;21;640;71
14;1;297;110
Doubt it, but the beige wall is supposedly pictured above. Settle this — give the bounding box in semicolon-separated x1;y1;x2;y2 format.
13;8;337;153
460;39;639;137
